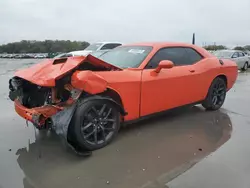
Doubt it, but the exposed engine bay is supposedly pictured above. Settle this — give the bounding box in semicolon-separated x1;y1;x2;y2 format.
9;77;71;108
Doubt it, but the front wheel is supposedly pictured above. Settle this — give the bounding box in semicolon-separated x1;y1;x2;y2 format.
69;98;120;151
202;77;227;111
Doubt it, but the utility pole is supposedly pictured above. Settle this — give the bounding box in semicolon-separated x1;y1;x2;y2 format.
192;33;195;45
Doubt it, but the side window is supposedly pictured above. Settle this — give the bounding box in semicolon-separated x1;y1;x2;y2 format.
65;53;73;57
100;43;121;50
184;48;203;64
111;43;122;48
146;48;174;68
232;52;239;58
146;47;198;68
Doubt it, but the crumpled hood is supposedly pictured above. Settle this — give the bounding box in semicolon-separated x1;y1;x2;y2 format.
14;55;121;87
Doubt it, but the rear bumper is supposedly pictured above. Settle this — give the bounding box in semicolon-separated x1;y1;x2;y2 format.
14;100;62;126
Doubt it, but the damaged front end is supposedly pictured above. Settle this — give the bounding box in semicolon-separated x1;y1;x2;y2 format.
9;76;82;130
8;56;122;154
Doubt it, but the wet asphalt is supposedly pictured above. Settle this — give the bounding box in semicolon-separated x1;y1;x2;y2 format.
0;59;249;188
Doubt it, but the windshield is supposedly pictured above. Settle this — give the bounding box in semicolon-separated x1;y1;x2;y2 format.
98;46;153;68
84;43;103;51
213;50;233;58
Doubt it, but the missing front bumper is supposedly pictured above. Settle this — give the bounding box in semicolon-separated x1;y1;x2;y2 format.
14;99;62;127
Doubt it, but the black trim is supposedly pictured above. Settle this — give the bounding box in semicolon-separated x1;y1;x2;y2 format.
53;58;68;64
123;101;202;126
219;59;224;65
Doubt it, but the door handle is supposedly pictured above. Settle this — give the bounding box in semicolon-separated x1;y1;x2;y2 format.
189;70;195;73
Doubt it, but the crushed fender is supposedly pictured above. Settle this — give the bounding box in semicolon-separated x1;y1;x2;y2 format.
71;71;108;94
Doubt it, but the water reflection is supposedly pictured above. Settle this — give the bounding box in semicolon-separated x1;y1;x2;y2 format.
16;106;232;188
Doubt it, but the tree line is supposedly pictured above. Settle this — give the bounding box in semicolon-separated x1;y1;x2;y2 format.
1;40;250;53
204;45;250;51
0;40;90;53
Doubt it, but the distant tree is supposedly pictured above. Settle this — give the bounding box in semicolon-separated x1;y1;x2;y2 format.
234;46;245;51
243;45;250;51
204;45;227;51
0;40;90;53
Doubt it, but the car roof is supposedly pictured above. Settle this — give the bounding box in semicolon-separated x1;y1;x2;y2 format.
122;42;213;57
122;42;200;48
93;41;123;45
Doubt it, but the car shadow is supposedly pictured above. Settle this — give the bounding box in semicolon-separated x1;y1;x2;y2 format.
16;105;232;188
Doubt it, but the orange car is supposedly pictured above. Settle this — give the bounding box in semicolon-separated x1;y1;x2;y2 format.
9;42;238;151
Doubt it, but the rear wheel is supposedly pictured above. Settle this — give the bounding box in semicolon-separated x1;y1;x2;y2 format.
242;62;248;71
69;98;120;151
202;77;227;111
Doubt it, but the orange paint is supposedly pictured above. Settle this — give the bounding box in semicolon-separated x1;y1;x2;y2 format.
11;42;238;125
71;71;108;94
15;100;61;125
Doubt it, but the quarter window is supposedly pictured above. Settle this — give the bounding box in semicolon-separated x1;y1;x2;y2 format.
184;48;203;64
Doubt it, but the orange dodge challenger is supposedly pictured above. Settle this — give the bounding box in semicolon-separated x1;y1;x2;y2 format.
9;42;238;151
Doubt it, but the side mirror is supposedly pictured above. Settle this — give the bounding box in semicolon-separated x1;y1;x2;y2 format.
155;60;174;73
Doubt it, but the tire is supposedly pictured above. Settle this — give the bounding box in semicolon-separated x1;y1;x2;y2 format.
202;77;227;111
242;62;248;71
68;97;120;151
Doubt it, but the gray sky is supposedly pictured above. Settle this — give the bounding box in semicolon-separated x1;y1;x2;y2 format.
0;0;250;47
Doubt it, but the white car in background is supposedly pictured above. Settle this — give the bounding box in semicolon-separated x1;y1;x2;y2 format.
213;50;249;71
69;42;122;56
244;51;250;67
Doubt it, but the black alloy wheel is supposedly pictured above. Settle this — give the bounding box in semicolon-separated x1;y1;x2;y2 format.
202;77;227;111
69;98;120;151
81;104;116;145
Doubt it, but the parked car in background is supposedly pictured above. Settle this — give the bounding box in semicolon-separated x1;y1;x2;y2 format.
69;42;122;57
34;54;47;59
89;50;110;58
244;51;250;67
213;50;249;71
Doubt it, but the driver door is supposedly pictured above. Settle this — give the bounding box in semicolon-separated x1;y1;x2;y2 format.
140;47;203;117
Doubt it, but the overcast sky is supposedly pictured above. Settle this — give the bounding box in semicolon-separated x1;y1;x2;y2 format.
0;0;250;47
